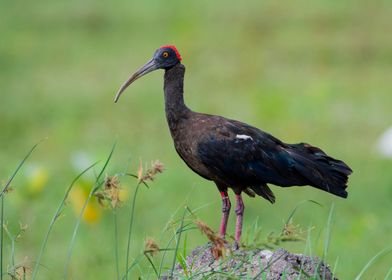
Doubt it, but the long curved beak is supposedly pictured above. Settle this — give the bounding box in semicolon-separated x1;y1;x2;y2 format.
114;59;158;103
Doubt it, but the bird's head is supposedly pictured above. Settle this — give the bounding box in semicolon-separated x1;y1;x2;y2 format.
114;45;182;102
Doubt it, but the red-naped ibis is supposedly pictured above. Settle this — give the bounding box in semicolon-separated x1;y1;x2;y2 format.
114;45;352;248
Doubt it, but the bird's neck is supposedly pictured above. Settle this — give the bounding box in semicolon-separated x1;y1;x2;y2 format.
163;64;190;134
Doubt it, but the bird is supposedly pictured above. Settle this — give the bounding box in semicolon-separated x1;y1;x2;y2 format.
114;45;352;249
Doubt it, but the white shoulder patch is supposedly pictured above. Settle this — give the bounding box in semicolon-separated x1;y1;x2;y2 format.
236;134;253;141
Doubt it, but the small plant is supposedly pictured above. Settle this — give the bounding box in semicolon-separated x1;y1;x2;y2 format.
137;160;164;183
123;159;165;280
95;175;122;209
1;142;40;280
1;143;392;279
241;200;320;250
194;219;227;259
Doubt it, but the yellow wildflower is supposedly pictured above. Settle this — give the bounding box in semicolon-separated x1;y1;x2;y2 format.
69;183;102;224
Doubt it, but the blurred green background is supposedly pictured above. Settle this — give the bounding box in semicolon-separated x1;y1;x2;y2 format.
1;0;392;279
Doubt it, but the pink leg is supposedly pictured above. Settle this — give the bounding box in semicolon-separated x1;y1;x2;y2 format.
234;194;244;249
219;191;231;238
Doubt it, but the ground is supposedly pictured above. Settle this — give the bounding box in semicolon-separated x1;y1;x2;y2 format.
166;243;336;279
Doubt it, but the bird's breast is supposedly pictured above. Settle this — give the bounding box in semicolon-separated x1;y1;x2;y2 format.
170;120;213;180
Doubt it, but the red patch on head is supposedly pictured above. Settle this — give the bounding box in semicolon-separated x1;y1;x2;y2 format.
160;45;182;61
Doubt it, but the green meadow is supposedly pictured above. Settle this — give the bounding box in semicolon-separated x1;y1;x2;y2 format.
1;0;392;279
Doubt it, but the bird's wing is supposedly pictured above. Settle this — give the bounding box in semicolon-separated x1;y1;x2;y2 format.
197;117;351;198
196;118;303;187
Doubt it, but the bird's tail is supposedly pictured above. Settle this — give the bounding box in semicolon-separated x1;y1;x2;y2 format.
288;143;352;198
249;184;276;203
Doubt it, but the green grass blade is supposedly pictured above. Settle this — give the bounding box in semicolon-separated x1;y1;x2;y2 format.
94;142;117;190
0;142;41;198
282;200;322;235
121;255;143;280
323;204;334;258
144;253;159;277
113;209;120;280
63;143;116;279
3;226;15;271
121;173;151;280
384;266;392;280
158;232;177;277
170;207;187;278
124;182;141;280
354;247;392;280
332;256;339;279
156;199;201;277
183;234;187;262
1;142;40;280
321;204;334;280
31;162;98;280
0;196;3;280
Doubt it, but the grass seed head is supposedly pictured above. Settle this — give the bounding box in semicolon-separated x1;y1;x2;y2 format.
144;237;160;256
282;219;304;240
194;219;227;259
14;265;31;280
11;257;31;280
104;174;120;190
139;160;164;183
95;175;122;209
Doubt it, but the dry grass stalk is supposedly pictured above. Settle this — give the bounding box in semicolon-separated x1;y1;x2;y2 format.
13;265;31;280
138;160;164;183
8;257;31;280
144;237;160;256
194;219;227;259
95;175;122;208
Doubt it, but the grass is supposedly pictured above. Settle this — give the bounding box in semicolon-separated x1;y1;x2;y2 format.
0;143;41;279
124;178;142;280
1;0;392;278
62;143;115;279
31;161;98;280
355;247;392;280
1;145;391;279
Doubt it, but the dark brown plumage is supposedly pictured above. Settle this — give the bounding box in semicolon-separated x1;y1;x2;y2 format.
114;45;352;248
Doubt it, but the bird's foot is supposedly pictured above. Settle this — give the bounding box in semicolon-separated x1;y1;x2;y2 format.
233;241;240;250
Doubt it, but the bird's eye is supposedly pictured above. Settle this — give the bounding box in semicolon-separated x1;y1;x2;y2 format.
162;52;169;58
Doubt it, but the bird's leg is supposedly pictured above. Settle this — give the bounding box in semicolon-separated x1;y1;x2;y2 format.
234;193;244;250
219;191;231;238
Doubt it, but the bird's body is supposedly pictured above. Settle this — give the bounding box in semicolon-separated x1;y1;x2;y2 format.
164;64;351;199
115;45;352;248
